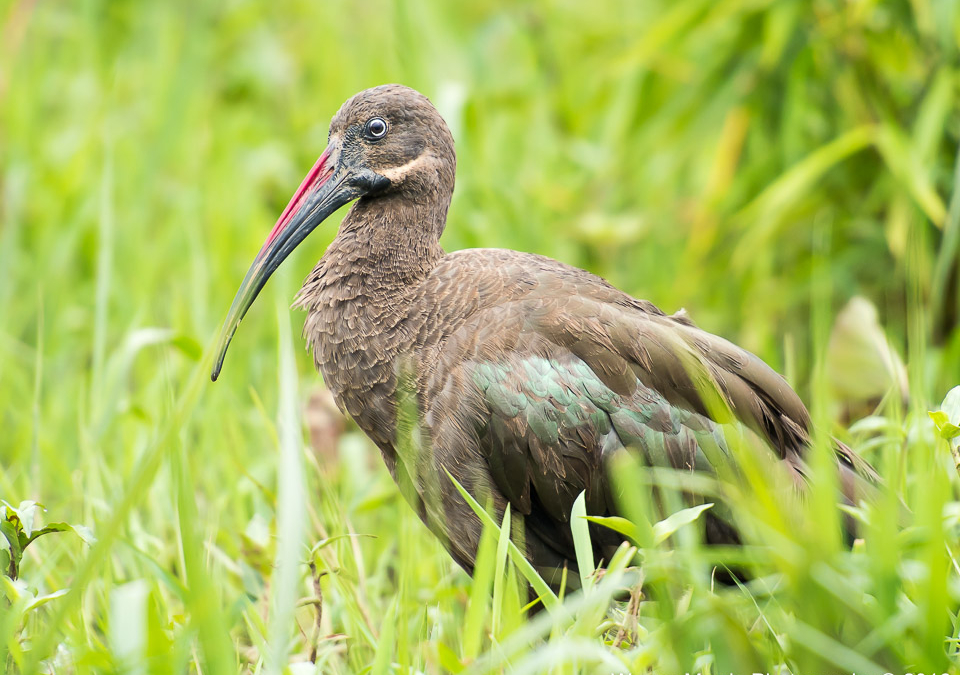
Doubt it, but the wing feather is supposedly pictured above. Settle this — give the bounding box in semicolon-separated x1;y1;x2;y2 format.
407;249;875;570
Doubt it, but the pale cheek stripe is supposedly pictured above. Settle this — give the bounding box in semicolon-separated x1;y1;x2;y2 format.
378;153;431;182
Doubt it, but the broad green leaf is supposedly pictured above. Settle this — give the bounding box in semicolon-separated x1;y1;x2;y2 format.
942;386;960;421
930;386;960;443
70;524;97;546
928;413;960;440
16;501;41;539
491;504;511;636
24;588;70;613
27;523;97;547
652;503;714;544
826;296;907;402
929;410;949;429
570;492;595;593
583;516;640;543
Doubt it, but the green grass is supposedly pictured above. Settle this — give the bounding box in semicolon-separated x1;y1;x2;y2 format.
2;0;960;672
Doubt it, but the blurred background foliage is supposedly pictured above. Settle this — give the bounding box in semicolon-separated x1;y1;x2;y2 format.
2;0;960;672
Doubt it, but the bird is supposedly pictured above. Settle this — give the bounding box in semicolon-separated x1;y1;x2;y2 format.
211;84;879;587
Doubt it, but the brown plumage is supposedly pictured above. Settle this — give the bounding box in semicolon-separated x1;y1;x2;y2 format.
212;84;879;584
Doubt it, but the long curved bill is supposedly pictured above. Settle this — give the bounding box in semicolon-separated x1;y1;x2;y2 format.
211;146;357;381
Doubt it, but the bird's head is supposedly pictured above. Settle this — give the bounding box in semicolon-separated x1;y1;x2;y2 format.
211;84;455;381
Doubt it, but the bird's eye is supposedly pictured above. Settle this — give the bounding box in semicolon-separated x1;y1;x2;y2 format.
365;117;388;139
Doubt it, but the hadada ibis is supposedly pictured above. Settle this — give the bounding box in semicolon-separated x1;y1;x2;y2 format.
212;85;878;584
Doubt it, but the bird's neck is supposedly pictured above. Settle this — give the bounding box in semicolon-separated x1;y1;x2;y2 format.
295;190;448;314
332;192;447;287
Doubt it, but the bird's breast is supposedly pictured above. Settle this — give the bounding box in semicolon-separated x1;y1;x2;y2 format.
302;285;426;450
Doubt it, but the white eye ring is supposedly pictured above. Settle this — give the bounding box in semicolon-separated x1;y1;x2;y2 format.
365;117;387;139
